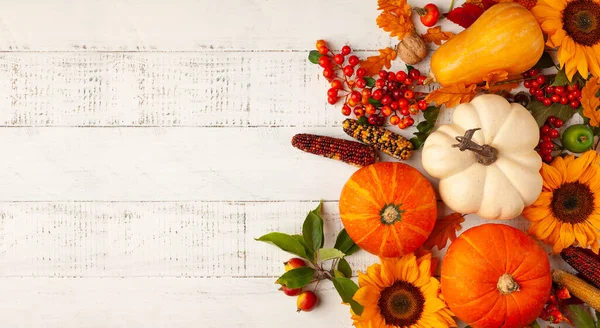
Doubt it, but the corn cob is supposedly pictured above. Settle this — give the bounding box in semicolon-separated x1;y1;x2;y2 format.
552;269;600;311
291;133;379;167
560;246;600;288
342;119;413;160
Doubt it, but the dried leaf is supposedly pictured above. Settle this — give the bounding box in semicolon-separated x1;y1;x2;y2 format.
497;0;537;9
466;0;484;8
486;81;520;93
483;71;509;89
378;0;412;16
421;26;455;45
423;213;465;250
359;47;398;77
446;3;485;28
377;11;415;40
581;76;600;127
425;83;478;108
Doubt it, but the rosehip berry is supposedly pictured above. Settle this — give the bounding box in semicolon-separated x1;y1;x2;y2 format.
315;40;327;49
543;98;552;106
284;258;307;272
281;286;303;296
404;77;414;85
333;54;344;65
545;85;555;93
390;115;400;125
354;107;365;117
323;68;334;79
381;105;393;117
350;91;361;102
404;90;415;99
554;86;565;94
403;116;415;127
341;45;351;56
327;96;338;105
368;115;379;125
362;89;372;98
347;98;357;107
365;104;377;115
387;73;396;81
355;78;366;88
398;98;409;109
318;56;331;68
570;100;580;108
356;67;366;78
327;88;338;97
330;79;343;89
409;69;421;79
536;75;546;84
398;121;407;129
318;45;329;55
560;97;569;105
341;105;352;116
417;99;428;110
396;71;407;82
379;70;388;79
376;79;386;89
418;76;426;85
372;89;383;100
551;94;561;103
554;119;564;128
297;291;318;312
392;89;403;99
528;68;540;77
419;3;441;27
348;55;359;67
381;95;393;106
543;154;554;163
524;80;533;88
390;101;399;110
541;125;551;135
400;108;410;116
343;65;354;77
362;97;369;105
556;287;571;300
549;129;559;138
409;105;419;116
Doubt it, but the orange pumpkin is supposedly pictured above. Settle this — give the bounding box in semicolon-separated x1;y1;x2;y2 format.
441;224;552;328
339;162;437;258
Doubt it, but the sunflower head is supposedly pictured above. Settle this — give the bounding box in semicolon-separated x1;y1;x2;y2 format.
532;0;600;80
522;150;600;253
351;252;456;328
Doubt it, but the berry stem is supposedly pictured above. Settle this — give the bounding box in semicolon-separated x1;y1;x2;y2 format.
449;0;456;11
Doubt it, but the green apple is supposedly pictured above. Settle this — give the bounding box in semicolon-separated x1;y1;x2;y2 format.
561;124;594;153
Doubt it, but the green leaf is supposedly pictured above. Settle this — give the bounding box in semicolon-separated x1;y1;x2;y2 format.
410;106;440;150
410;137;424;149
276;267;316;289
256;232;307;259
568;304;596;328
365;77;376;88
552;67;586;87
595;310;600;327
334;229;360;256
368;97;382;107
357;116;369;125
331;277;364;316
302;201;324;252
308;50;322;64
318;248;345;261
527;100;576;127
530;320;541;328
406;65;414;72
533;52;555;69
292;234;315;261
337;258;352;278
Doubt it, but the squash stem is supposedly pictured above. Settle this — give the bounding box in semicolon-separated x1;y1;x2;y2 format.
452;128;498;165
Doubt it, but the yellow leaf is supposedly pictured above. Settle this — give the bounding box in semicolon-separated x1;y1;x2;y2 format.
423;213;465;250
466;0;484;7
359;48;398;77
425;83;478;108
421;26;455;45
378;0;412;16
376;11;415;40
582;77;600;127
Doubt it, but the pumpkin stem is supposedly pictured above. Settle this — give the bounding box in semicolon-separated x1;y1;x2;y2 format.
452;128;498;165
497;273;520;295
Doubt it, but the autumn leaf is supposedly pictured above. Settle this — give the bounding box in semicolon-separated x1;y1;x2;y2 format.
377;10;415;40
421;26;455;45
359;48;398;77
423;213;465;250
483;71;509;89
486;81;520;93
467;0;484;7
425;83;478;108
581;76;600;127
447;3;485;28
378;0;412;16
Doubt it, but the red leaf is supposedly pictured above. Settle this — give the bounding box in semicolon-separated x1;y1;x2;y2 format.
482;0;497;9
446;3;485;28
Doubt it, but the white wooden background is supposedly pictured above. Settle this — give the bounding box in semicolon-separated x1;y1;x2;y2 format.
0;1;572;327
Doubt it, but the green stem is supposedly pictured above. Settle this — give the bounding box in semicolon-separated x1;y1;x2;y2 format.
449;0;456;11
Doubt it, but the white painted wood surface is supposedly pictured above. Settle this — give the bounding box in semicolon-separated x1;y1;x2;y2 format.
0;1;570;327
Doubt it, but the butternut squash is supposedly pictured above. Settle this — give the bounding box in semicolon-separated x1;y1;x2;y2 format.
430;3;544;87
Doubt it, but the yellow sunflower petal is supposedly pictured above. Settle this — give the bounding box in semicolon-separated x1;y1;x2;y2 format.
541;18;562;33
365;264;385;288
380;258;397;286
554;223;576;253
400;254;419;283
543;0;567;10
587;214;600;230
522;205;552;222
532;4;561;20
592;240;600;254
575;44;589;79
532;191;554;206
548;25;567;48
532;215;559;240
353;286;381;306
574;224;590;246
541;163;564;190
585;47;600;79
566;150;597;182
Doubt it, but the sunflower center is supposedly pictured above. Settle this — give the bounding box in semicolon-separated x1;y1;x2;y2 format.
551;182;595;224
562;0;600;46
378;280;425;327
380;204;405;224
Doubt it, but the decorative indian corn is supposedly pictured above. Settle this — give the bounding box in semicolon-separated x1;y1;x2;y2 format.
291;133;379;167
560;246;600;289
342;119;413;160
552;269;600;312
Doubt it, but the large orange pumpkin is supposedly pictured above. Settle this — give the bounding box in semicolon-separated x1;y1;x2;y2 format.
339;162;437;258
441;224;552;328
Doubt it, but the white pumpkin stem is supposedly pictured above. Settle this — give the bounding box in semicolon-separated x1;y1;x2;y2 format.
497;273;520;295
453;128;498;165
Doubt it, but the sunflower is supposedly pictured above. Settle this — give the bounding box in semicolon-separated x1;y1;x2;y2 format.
532;0;600;80
351;252;456;328
522;150;600;253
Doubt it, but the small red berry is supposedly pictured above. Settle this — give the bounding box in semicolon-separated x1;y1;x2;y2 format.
567;84;579;92
404;90;415;99
570;100;580;108
376;79;386;89
524;80;533;88
560;97;569;105
323;68;334;79
348;55;359;67
403;116;415;127
350;91;361;102
392;89;403;100
572;89;582;98
284;258;307;272
354;107;365;117
390;101;399;110
400;108;410;116
554;119;564;128
418;76;427;85
281;286;303;296
330;79;343;89
542;135;552;143
419;3;440;27
315;40;327;49
535;89;544;97
410;69;421;79
568;93;577;100
417;99;428;110
387;73;396;82
547;116;557;125
355;78;366;89
368;115;379;125
551;94;561;103
390;115;400;125
541;125;551;135
362;89;372;98
398;98;409;109
341;45;351;56
543;154;554;163
381;95;392;106
372;89;383;100
343;65;354;77
318;56;331;68
556;287;571;300
543;98;552;106
365;104;377;115
528;68;540;77
549;129;559;138
536;75;547;84
532;81;540;88
404;77;414;85
356;67;366;78
333;54;344;65
537;95;545;102
545;85;555;93
318;45;329;55
541;147;553;155
554;86;565;94
327;88;338;97
542;141;555;150
396;71;407;82
409;105;419;116
341;105;352;116
297;291;318;312
379;70;388;79
529;87;538;95
381;105;393;117
327;96;338;105
522;71;531;78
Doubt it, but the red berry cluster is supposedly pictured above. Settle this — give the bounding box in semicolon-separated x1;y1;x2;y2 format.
524;69;582;109
536;115;564;163
539;286;572;324
313;40;429;129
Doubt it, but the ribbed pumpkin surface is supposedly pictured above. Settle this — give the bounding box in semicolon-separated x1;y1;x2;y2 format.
339;162;436;258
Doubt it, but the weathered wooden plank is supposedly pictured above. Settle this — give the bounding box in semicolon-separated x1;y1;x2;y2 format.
0;52;442;127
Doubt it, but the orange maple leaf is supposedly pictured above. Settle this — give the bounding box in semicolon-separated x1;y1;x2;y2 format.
377;10;415;40
425;83;478;108
582;77;600;127
378;0;412;16
423;213;465;250
483;71;508;89
421;27;455;45
359;47;398;77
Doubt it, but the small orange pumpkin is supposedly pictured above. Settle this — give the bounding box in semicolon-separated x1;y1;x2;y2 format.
339;162;437;258
441;224;552;328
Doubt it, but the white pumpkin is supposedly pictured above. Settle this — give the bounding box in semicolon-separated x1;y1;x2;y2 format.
422;94;542;220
